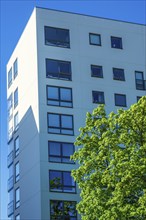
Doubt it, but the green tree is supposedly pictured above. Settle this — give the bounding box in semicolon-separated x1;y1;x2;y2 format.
71;96;146;220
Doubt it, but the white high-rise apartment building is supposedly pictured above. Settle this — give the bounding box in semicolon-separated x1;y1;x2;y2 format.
6;7;146;220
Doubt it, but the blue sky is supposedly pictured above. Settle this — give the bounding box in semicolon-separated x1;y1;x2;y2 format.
0;0;146;219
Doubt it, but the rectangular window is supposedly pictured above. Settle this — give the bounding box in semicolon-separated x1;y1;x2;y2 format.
113;68;125;81
49;170;76;193
14;136;19;157
111;36;123;49
15;188;20;209
48;141;74;163
92;91;105;104
89;33;101;46
15;162;20;183
45;26;70;48
14;112;19;131
8;117;13;141
115;94;126;107
8;68;12;87
137;96;142;102
47;113;74;135
7;94;13;120
14;88;18;108
8;200;14;217
15;214;20;220
91;65;103;78
46;59;71;81
47;86;73;107
50;200;77;220
135;71;145;90
13;59;18;79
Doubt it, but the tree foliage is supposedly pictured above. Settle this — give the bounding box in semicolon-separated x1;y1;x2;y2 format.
71;96;146;220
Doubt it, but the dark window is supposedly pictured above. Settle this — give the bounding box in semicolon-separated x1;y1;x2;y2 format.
89;33;101;46
14;88;18;108
48;141;74;163
92;91;105;104
113;68;125;81
46;59;71;81
13;59;18;79
45;26;70;48
8;68;12;87
135;71;145;90
47;86;73;107
91;65;103;78
49;170;76;193
111;36;123;49
14;136;19;157
137;96;142;102
50;200;77;220
15;188;20;209
47;113;74;135
115;94;126;107
15;162;19;183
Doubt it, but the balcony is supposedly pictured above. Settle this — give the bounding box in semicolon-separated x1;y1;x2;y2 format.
8;200;14;217
136;79;146;90
8;176;14;192
7;151;14;167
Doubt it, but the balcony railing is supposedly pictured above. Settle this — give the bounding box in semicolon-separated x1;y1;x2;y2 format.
7;151;14;167
8;176;14;192
8;200;14;217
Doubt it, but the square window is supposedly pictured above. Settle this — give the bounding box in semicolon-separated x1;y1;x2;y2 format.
89;33;101;46
135;71;145;90
47;86;73;107
111;36;123;49
14;88;18;108
91;65;103;78
113;68;125;81
45;26;70;48
115;94;126;107
48;141;74;163
46;59;72;81
13;59;18;79
49;170;76;193
50;200;77;220
92;91;105;104
47;113;74;135
8;68;12;88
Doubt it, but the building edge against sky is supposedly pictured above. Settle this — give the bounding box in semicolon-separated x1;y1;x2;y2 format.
6;7;146;220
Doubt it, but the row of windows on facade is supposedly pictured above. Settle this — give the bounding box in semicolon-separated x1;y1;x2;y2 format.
46;58;146;90
8;59;18;88
45;26;123;49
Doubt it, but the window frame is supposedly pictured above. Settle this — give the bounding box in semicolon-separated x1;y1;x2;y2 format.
15;187;20;209
14;112;19;131
14;88;18;108
115;93;127;107
15;214;20;220
113;68;125;81
46;85;73;108
48;141;75;164
92;91;105;104
15;162;20;183
50;200;77;220
89;33;101;46
14;136;19;157
91;65;103;78
47;113;74;135
46;58;72;81
135;71;145;90
44;26;70;48
111;36;123;49
13;58;18;79
49;170;76;193
8;68;13;88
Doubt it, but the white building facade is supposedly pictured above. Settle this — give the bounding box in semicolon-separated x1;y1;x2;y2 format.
7;7;146;220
